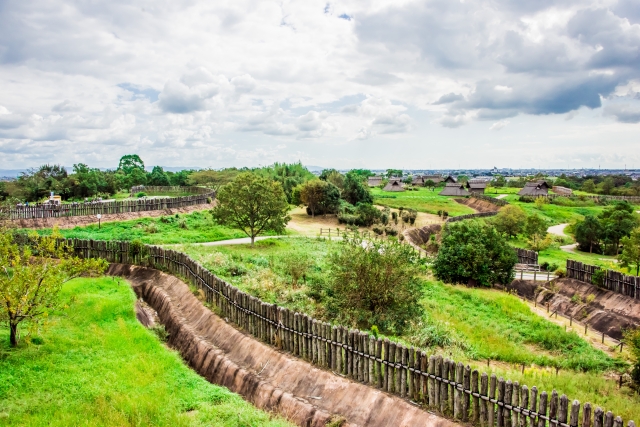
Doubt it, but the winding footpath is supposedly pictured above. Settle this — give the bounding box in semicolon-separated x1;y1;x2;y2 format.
547;223;578;252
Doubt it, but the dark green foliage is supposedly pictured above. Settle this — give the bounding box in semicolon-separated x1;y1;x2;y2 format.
433;221;517;287
147;166;170;186
625;327;640;388
342;171;373;205
591;269;605;287
255;162;315;203
326;235;422;333
354;203;381;226
575;215;603;253
117;154;145;174
300;180;341;216
574;202;637;255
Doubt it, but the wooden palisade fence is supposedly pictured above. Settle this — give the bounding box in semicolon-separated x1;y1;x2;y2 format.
4;187;215;220
515;248;538;266
130;185;212;195
522;194;640;203
50;237;633;427
566;260;640;299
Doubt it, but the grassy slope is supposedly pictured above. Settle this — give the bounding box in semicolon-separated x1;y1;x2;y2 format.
180;238;638;417
372;187;474;216
37;211;247;245
0;277;292;427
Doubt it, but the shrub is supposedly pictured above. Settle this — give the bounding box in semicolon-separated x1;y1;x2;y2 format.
571;294;583;304
135;192;147;198
178;218;188;229
624;327;640;388
385;227;398;236
277;252;313;287
372;226;384;235
159;216;171;224
380;213;389;225
592;269;605;287
206;197;212;204
586;294;596;304
554;268;566;278
144;223;159;234
326;235;422;333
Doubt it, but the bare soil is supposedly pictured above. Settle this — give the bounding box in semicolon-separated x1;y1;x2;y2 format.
110;263;459;427
453;198;500;213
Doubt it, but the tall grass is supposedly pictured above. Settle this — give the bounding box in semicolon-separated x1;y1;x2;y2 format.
0;277;293;427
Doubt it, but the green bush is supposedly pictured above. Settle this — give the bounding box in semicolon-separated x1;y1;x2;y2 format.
592;269;605;287
135;192;147;198
385;227;398;236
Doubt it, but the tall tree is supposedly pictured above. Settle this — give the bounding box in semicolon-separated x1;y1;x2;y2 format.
211;173;290;245
599;201;637;254
117;154;145;175
342;171;373;205
492;205;527;239
575;215;603;253
0;228;107;346
147;166;170;186
433;221;517;287
620;228;640;276
524;214;548;250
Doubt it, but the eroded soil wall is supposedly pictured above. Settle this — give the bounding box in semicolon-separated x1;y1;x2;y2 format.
453;198;500;213
511;278;640;339
109;264;458;427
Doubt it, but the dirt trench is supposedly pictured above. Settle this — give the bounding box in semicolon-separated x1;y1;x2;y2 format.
6;203;213;230
109;264;458;427
510;278;640;339
453;198;500;213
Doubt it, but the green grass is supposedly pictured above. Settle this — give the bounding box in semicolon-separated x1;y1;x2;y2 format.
372;187;475;216
502;195;606;225
37;211;248;245
0;277;293;427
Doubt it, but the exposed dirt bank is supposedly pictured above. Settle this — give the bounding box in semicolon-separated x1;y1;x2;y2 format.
6;203;213;230
403;224;442;252
109;264;458;427
511;278;640;339
453;198;500;213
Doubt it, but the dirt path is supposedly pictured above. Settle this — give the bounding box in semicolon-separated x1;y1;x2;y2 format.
495;194;508;199
547;223;578;252
112;264;458;427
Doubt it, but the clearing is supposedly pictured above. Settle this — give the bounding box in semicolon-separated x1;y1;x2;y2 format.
372;187;475;216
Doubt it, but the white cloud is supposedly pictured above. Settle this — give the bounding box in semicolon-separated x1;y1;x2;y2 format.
489;120;510;131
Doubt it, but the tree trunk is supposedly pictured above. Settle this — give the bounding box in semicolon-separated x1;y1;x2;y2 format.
251;235;255;246
590;241;592;254
10;322;18;347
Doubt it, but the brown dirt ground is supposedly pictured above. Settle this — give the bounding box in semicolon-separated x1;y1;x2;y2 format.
453;198;500;213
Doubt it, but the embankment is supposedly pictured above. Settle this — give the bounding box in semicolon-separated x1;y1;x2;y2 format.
7;203;213;230
110;263;457;427
453;198;501;213
403;224;441;251
511;278;640;339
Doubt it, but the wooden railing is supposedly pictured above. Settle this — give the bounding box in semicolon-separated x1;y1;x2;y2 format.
45;237;633;427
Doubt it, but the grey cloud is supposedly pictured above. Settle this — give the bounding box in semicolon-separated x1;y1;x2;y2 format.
603;102;640;123
433;93;464;105
157;79;220;114
52;100;81;112
350;70;403;86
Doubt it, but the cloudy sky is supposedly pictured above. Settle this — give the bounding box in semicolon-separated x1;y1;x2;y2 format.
1;0;639;170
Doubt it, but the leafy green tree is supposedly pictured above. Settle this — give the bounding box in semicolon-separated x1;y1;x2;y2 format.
147;166;170;186
599;202;637;254
325;170;345;192
524;214;548;250
355;203;381;226
385;169;402;178
300;180;340;217
424;179;436;190
188;168;240;191
433;221;517;287
326;234;422;333
492;175;506;188
620;228;640;276
16;165;69;201
601;177;615;195
69;163;108;198
342;171;373;205
211;173;290;245
492;205;527;239
624;327;640;387
167;169;191;186
349;169;374;179
256;162;315;203
0;228;108;346
581;179;596;193
117;154;145;175
319;168;339;181
575;215;603;253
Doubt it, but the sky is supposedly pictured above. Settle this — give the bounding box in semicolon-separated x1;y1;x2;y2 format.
0;0;639;171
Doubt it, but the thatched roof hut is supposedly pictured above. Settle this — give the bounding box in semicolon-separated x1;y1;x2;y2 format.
518;181;550;196
383;179;405;192
439;182;470;196
368;176;383;187
466;179;487;194
412;174;443;185
443;175;457;183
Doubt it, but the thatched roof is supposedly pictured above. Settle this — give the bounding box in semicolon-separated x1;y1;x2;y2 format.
439;182;470;196
466;180;487;190
518;181;550;196
443;175;457;183
368;176;383;187
383;179;405;192
413;174;443;185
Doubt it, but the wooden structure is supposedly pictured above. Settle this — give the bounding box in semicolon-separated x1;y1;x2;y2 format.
383;178;405;192
367;176;383;187
518;181;550;197
412;174;442;186
567;260;640;299
443;175;457;183
439;182;469;196
552;186;573;196
466;180;487;194
28;236;630;427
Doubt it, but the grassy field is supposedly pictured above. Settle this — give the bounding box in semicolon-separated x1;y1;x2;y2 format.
37;211;248;245
0;277;293;427
177;237;638;417
372;187;474;216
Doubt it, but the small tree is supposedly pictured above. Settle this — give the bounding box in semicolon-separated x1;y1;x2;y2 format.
326;235;422;333
620;228;640;276
299;180;326;217
433;221;517;287
582;179;596;194
342;172;373;205
524;214;548;251
211;172;290;245
492;205;526;239
575;215;603;253
424;179;435;191
0;228;107;346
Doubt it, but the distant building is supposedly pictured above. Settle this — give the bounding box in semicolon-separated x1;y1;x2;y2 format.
368;176;383;187
383;178;405;192
552;186;573;196
439;182;470;196
518;181;550;196
443;176;457;183
466;179;487;194
412;174;443;186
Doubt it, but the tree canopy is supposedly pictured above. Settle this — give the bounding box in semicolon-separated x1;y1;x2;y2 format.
620;228;640;276
342;171;373;205
299;179;340;217
492;205;527;239
211;172;290;245
433;221;517;287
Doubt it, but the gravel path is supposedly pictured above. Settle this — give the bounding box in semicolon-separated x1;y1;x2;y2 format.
495;194;508;199
547;223;568;236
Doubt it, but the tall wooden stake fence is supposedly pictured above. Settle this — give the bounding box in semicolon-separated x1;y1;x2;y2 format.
566;260;640;299
49;237;633;427
4;189;215;220
130;185;212;196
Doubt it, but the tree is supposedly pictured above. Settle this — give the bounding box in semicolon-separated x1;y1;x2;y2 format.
386;169;402;178
599;202;637;254
492;205;526;239
325;170;345;192
620;228;640;276
424;179;436;190
433;221;517;287
326;234;422;333
582;179;596;194
299;180;340;217
147;166;170;186
492;175;506;188
211;173;290;245
256;162;315;203
575;216;603;253
117;154;145;175
624;326;640;387
0;228;107;346
601;177;615;195
524;214;548;251
342;171;373;205
188;168;240;191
